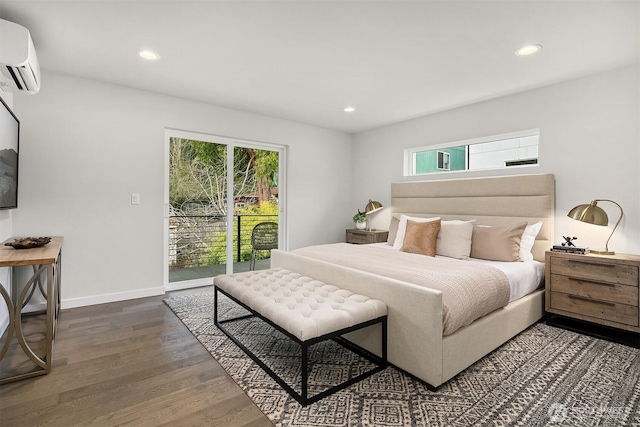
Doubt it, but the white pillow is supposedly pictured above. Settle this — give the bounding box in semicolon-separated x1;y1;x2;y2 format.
392;215;440;249
387;215;401;245
519;221;542;261
436;220;475;259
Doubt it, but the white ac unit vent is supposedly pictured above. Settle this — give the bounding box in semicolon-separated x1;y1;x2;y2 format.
0;19;41;94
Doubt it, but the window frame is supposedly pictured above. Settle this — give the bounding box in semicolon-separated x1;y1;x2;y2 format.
404;129;540;177
436;151;450;170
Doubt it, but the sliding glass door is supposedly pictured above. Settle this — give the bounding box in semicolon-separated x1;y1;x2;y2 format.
164;130;285;289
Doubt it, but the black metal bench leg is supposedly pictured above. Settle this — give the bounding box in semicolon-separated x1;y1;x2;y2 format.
382;316;388;362
214;287;218;324
302;342;308;405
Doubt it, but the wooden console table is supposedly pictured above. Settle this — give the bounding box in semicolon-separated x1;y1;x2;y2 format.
0;236;63;383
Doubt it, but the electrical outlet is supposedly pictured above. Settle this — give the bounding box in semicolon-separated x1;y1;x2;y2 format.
131;193;140;205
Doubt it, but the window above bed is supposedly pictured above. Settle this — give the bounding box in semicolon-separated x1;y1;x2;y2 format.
404;129;539;177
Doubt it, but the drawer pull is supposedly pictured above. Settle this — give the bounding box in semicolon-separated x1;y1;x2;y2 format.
567;259;616;267
568;277;616;287
568;294;615;307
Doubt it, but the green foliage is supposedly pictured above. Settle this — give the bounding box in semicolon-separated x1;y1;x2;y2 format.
204;199;279;265
254;150;279;187
169;139;280;211
236;197;279;216
353;210;367;223
169;139;199;207
191;140;227;165
169;137;280;269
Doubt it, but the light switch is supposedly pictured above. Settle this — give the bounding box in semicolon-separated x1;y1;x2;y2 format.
131;193;140;205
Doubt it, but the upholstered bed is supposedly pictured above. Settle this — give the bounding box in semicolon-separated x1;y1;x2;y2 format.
271;173;555;388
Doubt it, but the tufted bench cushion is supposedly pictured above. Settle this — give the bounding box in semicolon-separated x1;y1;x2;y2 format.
214;267;388;341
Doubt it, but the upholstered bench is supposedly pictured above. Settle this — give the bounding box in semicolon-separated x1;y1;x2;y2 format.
214;267;388;406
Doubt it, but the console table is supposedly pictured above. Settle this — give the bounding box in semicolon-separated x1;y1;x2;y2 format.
0;236;63;383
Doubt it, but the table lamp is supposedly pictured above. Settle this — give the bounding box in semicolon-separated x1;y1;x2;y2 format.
365;199;383;231
567;199;623;255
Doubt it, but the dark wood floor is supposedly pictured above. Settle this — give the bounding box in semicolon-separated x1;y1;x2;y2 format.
0;291;273;426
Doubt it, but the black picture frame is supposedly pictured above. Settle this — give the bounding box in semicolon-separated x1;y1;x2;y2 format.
0;95;19;210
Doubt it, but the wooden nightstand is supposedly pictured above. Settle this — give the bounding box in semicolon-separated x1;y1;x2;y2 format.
545;251;640;335
346;229;389;245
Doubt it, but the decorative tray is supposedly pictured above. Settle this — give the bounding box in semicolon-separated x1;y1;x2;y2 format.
4;237;52;249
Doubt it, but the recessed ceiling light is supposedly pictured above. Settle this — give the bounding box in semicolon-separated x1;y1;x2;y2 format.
343;106;356;113
138;50;160;61
515;44;542;56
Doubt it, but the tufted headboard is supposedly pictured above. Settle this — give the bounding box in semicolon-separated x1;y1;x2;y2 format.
391;173;555;262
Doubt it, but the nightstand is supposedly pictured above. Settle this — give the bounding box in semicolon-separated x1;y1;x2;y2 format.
346;229;389;245
545;251;640;336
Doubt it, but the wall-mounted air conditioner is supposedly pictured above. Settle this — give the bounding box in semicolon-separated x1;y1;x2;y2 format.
0;19;41;94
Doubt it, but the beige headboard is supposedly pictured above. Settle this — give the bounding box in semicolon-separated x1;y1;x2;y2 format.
391;173;555;262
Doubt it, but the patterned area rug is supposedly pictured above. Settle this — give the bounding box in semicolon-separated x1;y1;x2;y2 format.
165;290;640;426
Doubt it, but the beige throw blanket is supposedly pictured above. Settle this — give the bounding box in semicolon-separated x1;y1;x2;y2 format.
292;243;510;335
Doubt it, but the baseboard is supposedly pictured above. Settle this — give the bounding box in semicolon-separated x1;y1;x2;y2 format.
61;286;166;309
165;279;214;292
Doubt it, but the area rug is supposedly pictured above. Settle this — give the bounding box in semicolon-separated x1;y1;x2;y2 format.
165;290;640;426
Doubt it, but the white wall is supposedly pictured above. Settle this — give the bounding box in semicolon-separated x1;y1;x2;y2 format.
353;65;640;255
12;71;352;308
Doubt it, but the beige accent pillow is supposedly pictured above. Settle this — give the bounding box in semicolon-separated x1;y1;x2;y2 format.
387;215;400;245
436;220;475;259
393;215;440;249
470;222;527;262
401;219;441;257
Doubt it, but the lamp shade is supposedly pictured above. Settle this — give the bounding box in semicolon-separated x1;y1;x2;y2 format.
365;199;383;214
567;201;608;226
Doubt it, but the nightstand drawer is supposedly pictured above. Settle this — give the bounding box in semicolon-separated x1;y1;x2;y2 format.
550;257;639;287
346;229;388;245
550;274;638;306
348;231;377;244
550;291;639;327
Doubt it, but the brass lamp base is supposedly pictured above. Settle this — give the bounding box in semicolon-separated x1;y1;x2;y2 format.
590;249;615;255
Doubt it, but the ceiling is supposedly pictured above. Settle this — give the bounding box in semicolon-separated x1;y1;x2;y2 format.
1;1;638;133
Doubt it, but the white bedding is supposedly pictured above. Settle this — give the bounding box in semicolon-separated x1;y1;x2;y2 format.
467;257;544;302
370;243;544;303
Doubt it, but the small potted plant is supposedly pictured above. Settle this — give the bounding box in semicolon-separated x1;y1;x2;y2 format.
353;210;367;230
